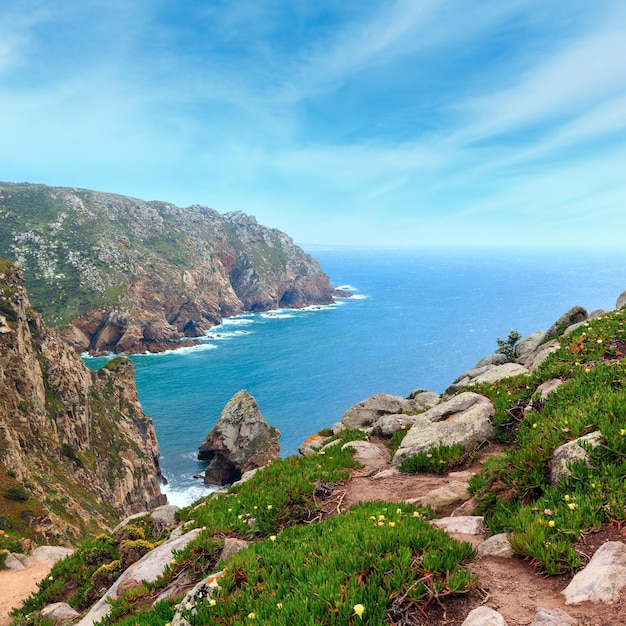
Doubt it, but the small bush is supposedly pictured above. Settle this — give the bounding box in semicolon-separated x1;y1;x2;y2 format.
495;329;522;361
5;486;29;502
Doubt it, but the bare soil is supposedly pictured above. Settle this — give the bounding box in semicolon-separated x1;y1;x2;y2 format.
323;439;626;626
0;558;50;626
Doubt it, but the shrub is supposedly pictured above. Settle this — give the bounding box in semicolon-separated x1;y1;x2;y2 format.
495;329;522;361
5;486;29;502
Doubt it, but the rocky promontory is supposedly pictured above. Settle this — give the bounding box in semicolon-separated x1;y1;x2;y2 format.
0;182;340;354
198;390;280;485
0;259;165;543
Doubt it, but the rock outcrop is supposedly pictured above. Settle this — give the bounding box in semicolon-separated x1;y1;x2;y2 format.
0;260;165;542
393;393;495;462
198;390;280;485
0;182;340;354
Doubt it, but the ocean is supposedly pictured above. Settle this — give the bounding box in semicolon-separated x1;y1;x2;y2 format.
85;247;626;506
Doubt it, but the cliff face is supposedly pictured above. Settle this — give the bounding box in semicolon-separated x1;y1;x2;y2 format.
0;259;165;543
0;183;336;354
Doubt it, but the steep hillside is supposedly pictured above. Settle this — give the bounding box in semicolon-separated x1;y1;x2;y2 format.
0;259;165;543
0;182;336;354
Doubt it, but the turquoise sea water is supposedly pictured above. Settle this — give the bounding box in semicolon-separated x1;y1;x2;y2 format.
86;248;626;505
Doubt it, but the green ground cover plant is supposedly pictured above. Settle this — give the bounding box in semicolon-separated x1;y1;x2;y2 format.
470;308;626;573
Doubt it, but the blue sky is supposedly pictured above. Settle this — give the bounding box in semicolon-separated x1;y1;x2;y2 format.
1;1;626;248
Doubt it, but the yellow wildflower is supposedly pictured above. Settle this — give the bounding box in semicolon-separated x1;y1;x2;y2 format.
209;599;217;607
270;535;277;542
248;613;256;620
548;520;555;527
353;604;365;617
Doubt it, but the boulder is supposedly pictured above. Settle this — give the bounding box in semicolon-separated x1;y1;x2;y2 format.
339;394;407;430
544;306;588;341
524;339;561;371
474;354;508;368
524;379;563;416
476;534;514;559
2;551;31;570
41;602;81;624
404;391;441;412
198;390;280;486
219;538;249;562
418;481;471;515
374;414;417;437
150;505;180;531
393;393;494;463
617;290;626;310
431;515;485;535
529;608;578;626
461;606;508;625
551;431;603;484
299;433;329;456
514;331;545;360
562;541;626;604
341;440;389;465
469;362;528;385
31;546;74;567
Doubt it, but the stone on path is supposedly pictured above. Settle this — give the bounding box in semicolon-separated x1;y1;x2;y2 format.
529;607;578;626
431;515;485;535
562;541;626;605
476;534;514;559
462;606;508;625
341;440;389;465
419;481;471;514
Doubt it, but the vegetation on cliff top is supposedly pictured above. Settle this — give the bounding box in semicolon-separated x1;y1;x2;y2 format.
0;182;332;343
5;264;626;623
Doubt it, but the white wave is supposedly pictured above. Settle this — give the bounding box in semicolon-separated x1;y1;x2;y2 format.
162;481;218;508
348;294;369;300
260;311;295;319
335;284;359;292
134;342;218;358
216;317;255;327
205;329;253;341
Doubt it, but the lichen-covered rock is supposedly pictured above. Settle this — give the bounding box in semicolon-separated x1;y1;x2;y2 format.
393;393;494;462
199;390;280;485
0;261;165;542
551;431;603;484
340;440;388;465
339;394;407;430
544;306;588;341
299;433;329;456
562;541;626;605
616;290;626;310
418;481;471;515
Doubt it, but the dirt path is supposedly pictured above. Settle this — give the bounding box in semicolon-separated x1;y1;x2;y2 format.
326;439;626;626
0;558;50;626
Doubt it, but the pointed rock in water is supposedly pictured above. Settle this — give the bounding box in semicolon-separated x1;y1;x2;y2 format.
198;390;280;486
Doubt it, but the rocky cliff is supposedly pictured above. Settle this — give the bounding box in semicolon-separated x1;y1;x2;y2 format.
0;182;338;354
0;259;165;543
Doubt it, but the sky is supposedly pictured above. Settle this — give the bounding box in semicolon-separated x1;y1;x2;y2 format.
1;0;626;248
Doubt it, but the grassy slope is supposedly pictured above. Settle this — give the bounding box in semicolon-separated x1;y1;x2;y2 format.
7;309;626;624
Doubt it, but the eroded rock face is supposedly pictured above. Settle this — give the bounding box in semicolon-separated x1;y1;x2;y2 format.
199;390;280;485
0;183;338;354
0;262;165;542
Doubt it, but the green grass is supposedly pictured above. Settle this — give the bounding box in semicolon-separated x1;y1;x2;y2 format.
469;308;626;573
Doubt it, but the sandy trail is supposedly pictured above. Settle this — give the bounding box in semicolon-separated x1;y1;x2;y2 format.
0;559;50;626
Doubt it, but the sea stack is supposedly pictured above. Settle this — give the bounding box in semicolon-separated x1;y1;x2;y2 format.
198;390;281;485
